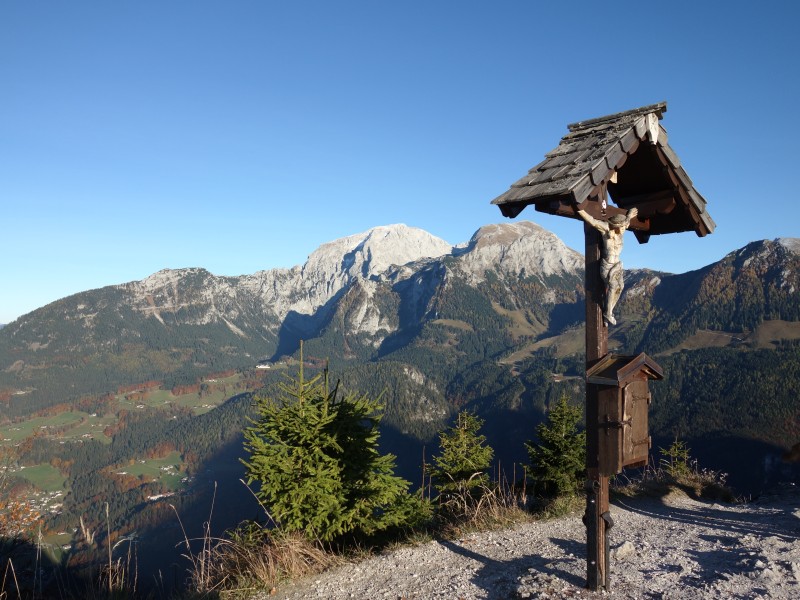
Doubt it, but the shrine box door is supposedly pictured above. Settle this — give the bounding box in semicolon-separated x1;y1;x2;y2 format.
622;377;650;469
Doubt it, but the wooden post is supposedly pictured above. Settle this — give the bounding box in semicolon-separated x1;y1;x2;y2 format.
584;218;610;591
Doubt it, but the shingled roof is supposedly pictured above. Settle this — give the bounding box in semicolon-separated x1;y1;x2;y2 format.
491;102;715;243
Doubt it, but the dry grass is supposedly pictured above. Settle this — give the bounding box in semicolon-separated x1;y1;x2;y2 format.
181;530;339;598
178;471;589;598
612;439;737;503
173;483;340;599
750;319;800;347
433;468;534;539
430;319;474;332
612;461;737;504
0;559;22;600
491;303;546;340
529;493;584;521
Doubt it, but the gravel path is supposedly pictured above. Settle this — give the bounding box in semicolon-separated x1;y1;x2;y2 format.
257;487;800;599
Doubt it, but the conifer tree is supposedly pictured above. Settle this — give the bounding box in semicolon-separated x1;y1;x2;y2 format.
525;393;586;497
242;354;424;542
429;411;494;512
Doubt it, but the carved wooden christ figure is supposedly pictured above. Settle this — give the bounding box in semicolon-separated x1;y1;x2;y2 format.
576;206;638;325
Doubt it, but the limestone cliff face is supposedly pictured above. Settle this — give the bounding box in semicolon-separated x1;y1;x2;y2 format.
285;223;452;318
116;221;583;339
452;221;583;285
7;226;799;351
119;224;452;337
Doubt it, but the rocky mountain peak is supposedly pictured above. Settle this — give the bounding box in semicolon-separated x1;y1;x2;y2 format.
467;221;549;248
454;221;583;283
730;238;800;273
259;224;452;319
778;237;800;256
303;224;452;281
135;267;210;293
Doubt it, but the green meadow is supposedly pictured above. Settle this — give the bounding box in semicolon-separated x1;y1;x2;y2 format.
117;451;186;490
17;462;67;492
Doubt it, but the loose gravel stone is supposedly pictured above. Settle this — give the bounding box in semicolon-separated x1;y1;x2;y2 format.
252;487;800;600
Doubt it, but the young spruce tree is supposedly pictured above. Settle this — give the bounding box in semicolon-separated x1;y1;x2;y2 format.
526;393;586;497
429;411;494;513
242;356;424;542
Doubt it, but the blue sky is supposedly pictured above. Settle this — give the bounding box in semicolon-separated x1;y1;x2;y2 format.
2;1;798;324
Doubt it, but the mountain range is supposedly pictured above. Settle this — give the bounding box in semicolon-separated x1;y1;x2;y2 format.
1;221;799;492
0;222;579;413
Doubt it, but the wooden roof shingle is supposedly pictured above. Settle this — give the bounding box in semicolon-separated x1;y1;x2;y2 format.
491;102;715;243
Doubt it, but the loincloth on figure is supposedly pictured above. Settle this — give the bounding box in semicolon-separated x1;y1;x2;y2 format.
600;258;623;290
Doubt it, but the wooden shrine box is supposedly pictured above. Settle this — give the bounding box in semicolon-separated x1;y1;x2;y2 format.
586;353;664;476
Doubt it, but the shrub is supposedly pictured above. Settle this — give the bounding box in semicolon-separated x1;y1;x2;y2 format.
242;357;425;542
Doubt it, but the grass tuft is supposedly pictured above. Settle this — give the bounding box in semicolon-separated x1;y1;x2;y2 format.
181;528;339;598
612;442;738;504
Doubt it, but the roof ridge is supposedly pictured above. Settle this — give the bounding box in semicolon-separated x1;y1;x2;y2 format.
567;102;667;132
491;102;714;239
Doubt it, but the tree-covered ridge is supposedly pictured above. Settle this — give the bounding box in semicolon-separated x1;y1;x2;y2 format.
628;240;800;353
0;289;279;418
650;341;800;445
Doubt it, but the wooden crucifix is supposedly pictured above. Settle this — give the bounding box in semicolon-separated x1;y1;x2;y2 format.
491;102;714;592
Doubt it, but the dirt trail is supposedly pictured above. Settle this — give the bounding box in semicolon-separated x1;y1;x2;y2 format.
257;486;800;599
